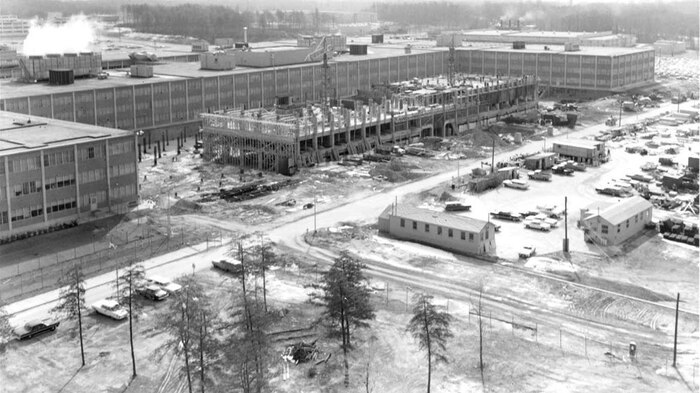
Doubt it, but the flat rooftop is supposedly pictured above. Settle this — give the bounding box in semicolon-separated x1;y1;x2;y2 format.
553;138;604;149
0;45;446;100
0;111;132;154
381;204;492;233
461;44;654;56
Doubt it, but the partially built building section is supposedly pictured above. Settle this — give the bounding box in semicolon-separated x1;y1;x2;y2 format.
201;74;538;173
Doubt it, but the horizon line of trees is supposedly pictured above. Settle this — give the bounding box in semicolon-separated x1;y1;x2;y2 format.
374;1;698;43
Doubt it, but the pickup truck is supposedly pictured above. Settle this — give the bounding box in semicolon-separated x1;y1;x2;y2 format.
527;170;552;181
14;320;59;340
564;161;586;172
490;211;522;222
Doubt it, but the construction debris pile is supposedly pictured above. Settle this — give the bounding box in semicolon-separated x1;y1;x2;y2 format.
199;178;299;203
281;341;319;365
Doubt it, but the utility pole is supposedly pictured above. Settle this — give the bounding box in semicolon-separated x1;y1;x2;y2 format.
448;35;455;87
313;193;317;233
618;100;622;127
673;292;679;367
563;196;569;252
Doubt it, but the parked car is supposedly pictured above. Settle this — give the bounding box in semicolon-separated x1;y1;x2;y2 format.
445;202;471;212
138;284;169;301
552;164;574;176
490;211;522;222
303;203;315;209
503;179;530;190
146;276;182;294
14;319;59;340
212;259;244;275
96;71;109;80
519;246;536;259
92;299;128;320
525;221;552;231
527;170;552;181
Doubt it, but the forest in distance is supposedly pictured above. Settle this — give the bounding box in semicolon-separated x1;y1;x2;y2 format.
1;0;698;44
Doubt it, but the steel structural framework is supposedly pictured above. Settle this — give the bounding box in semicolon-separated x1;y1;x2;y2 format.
201;75;538;172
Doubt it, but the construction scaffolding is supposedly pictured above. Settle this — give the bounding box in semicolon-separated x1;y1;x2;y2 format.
201;74;539;174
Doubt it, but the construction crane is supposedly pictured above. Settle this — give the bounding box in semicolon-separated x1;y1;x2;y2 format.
447;35;456;87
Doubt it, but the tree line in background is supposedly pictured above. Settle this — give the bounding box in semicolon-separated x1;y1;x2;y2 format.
120;4;339;43
3;0;697;44
375;1;698;43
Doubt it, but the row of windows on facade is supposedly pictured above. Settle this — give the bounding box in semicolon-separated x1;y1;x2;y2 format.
399;218;488;241
0;186;137;226
599;211;648;234
2;198;77;224
0;162;135;201
1;143;133;175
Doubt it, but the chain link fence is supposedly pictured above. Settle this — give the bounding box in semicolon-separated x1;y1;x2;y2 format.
0;229;214;302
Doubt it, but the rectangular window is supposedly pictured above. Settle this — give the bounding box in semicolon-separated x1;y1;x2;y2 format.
400;218;405;227
634;215;638;223
412;221;417;230
448;229;453;238
437;226;442;235
469;233;474;241
485;230;489;239
88;147;95;159
425;224;429;232
626;219;629;228
460;231;465;240
617;225;621;233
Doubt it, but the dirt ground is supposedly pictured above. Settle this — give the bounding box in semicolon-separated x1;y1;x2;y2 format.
3;238;695;393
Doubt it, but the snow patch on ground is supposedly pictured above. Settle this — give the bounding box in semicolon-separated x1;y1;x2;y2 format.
525;257;577;274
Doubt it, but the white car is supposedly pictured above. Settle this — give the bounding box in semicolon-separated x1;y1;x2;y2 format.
146;276;182;294
503;179;530;190
92;299;128;320
519;246;536;259
525;221;551;232
543;218;559;228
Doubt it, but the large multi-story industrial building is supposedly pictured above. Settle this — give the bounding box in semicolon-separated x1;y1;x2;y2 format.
456;45;655;93
0;38;654;166
462;29;637;48
0;111;138;241
0;15;30;36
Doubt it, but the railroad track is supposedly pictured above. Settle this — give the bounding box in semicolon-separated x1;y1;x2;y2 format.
283;235;695;350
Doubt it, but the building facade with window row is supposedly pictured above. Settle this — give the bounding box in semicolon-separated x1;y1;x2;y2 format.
378;204;497;256
580;196;653;246
0;111;138;240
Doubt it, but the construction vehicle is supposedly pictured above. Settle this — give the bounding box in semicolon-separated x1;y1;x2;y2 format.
605;116;617;126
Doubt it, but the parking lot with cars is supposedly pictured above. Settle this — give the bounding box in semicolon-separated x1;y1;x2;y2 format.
446;146;662;260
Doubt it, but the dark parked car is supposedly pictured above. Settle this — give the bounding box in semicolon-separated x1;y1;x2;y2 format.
14;320;59;340
212;259;244;276
490;211;522;222
137;284;169;301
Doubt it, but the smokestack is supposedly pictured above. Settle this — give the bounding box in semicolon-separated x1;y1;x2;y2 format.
244;27;248;44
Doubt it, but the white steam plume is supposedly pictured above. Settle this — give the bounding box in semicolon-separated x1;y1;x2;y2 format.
21;14;96;56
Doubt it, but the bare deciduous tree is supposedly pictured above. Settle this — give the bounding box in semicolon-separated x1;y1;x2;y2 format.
52;265;87;367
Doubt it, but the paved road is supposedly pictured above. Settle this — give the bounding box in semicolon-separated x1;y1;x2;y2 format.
7;100;696;333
